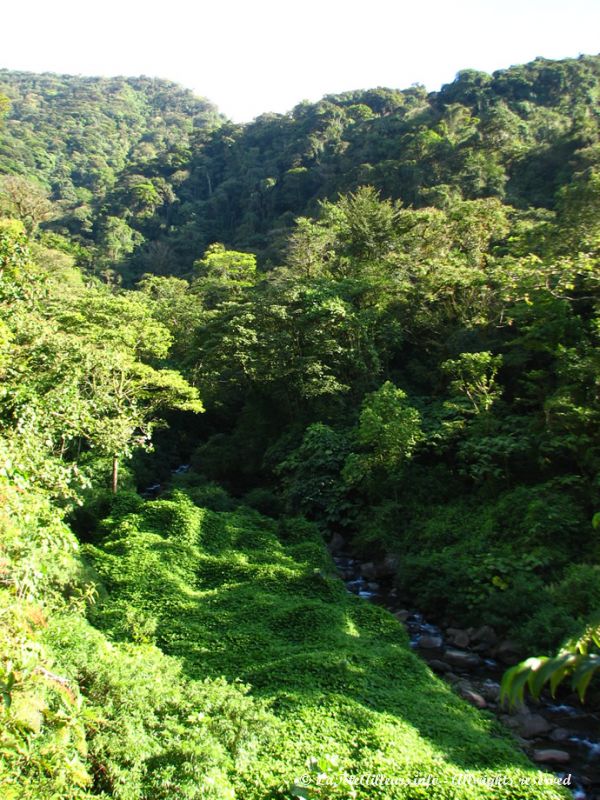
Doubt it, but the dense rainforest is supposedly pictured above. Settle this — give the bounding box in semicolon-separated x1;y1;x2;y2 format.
0;53;599;799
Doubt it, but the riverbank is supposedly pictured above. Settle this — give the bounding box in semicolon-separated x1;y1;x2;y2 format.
331;548;600;800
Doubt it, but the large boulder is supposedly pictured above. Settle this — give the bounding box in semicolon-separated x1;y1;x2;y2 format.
510;712;552;739
533;749;570;764
418;634;443;650
443;648;481;670
446;628;470;648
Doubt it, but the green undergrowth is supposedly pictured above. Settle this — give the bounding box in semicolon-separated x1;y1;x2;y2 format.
390;490;599;650
83;492;569;799
0;481;272;800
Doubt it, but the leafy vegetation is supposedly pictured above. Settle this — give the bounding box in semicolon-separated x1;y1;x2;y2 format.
82;493;568;798
0;480;270;800
501;615;600;706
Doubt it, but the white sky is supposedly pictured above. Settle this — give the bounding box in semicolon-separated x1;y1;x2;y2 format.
2;0;599;122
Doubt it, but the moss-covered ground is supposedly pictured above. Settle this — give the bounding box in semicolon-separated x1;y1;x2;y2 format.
85;493;570;799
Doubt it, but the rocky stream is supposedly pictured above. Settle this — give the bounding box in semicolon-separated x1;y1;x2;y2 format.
331;548;600;800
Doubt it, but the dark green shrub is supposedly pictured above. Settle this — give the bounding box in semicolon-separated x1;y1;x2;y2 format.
241;487;284;517
549;563;600;618
180;481;237;512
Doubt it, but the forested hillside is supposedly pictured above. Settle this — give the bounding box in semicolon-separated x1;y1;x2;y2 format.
2;55;600;279
1;54;599;798
0;71;221;277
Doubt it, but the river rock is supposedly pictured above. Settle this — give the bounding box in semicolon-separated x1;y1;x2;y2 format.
494;639;523;665
360;562;378;580
360;556;398;579
447;628;470;648
504;698;529;715
367;582;380;591
428;659;451;673
512;712;552;738
471;625;498;647
460;689;487;709
379;554;399;576
443;648;481;670
418;634;443;650
532;749;570;764
394;609;410;622
480;680;501;703
328;532;345;553
549;728;570;742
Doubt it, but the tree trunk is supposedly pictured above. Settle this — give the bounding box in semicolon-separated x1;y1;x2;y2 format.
112;455;119;494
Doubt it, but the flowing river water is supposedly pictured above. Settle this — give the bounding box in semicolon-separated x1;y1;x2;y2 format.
333;552;600;800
